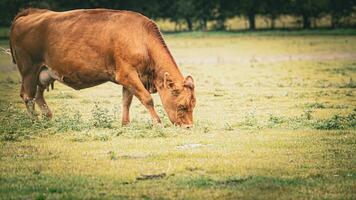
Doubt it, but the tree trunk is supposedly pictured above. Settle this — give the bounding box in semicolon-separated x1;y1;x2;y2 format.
302;14;311;29
312;17;317;29
174;21;178;32
271;19;276;29
186;18;193;31
248;13;256;30
270;14;276;29
331;13;339;28
200;18;208;31
216;18;226;30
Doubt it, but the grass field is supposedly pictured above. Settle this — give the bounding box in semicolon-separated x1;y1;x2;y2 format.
0;30;355;199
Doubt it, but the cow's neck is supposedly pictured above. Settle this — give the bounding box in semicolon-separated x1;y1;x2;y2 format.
155;62;183;89
151;46;184;100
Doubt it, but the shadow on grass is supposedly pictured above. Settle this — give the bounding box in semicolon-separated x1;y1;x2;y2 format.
0;174;326;199
180;175;306;189
0;175;113;200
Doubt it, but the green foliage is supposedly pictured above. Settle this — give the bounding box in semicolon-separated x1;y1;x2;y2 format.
312;113;356;130
108;151;118;160
231;109;356;131
91;102;114;128
268;114;286;127
339;77;356;88
54;110;87;132
302;109;313;120
0;102;117;141
0;102;50;141
305;102;326;109
238;111;260;129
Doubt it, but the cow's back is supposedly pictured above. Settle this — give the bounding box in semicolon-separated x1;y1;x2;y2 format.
10;9;156;88
11;8;151;60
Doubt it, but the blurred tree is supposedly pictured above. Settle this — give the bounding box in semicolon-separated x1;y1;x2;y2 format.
0;0;27;26
289;0;329;29
261;0;290;29
0;0;355;30
214;0;236;30
0;0;54;26
238;0;264;30
176;0;197;31
328;0;356;28
194;0;217;31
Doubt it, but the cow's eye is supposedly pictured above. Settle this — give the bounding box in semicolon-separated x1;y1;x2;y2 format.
178;105;187;112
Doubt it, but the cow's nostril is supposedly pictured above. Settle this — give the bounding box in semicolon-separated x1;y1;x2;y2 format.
182;124;193;129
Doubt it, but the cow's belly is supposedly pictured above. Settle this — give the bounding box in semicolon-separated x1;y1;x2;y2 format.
45;66;111;90
61;76;108;90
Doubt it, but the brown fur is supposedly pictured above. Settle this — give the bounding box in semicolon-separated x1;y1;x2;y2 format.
10;8;196;127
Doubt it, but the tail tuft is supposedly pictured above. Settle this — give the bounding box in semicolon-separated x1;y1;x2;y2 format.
9;41;16;64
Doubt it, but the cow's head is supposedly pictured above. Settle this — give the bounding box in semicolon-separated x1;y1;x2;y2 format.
160;72;196;128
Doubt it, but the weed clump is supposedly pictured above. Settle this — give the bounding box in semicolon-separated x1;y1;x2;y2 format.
0;102;93;141
91;102;114;128
238;112;260;129
267;114;286;128
304;102;326;109
0;102;51;141
108;151;118;160
339;77;356;88
312;113;356;130
54;110;88;132
231;109;355;131
0;100;182;141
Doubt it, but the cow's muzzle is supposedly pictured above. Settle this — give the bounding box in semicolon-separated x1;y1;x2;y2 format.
182;124;193;129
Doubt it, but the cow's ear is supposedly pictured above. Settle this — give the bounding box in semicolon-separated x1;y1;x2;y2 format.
184;75;194;90
164;72;175;89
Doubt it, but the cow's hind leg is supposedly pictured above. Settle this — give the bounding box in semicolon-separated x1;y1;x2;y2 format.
19;83;36;116
122;87;133;125
21;75;38;118
14;46;42;118
35;86;52;118
23;74;39;117
19;84;35;116
19;63;41;118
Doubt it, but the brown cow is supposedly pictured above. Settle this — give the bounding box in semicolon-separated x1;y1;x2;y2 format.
10;8;196;128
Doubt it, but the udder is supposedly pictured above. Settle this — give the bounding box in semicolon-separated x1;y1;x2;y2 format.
38;67;55;91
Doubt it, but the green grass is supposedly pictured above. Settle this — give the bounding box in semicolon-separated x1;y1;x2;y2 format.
164;29;356;37
0;32;355;199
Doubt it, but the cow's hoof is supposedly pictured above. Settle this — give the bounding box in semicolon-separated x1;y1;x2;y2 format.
43;112;53;119
122;121;130;126
153;122;163;128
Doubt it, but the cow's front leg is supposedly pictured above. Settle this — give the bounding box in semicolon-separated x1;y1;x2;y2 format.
122;87;133;125
117;71;161;124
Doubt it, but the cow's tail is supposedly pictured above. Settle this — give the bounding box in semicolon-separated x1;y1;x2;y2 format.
9;12;19;65
9;39;16;64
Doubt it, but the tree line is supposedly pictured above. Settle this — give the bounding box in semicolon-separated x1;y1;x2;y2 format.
1;0;355;30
